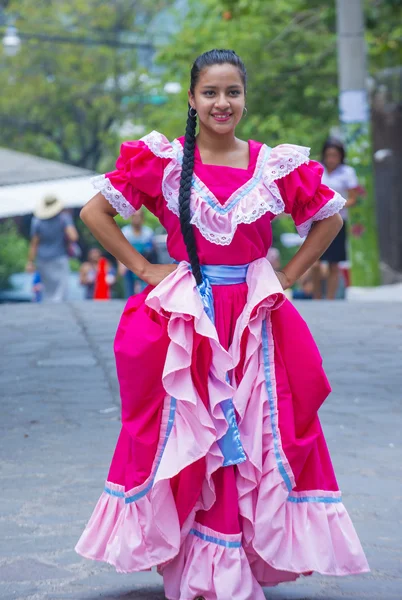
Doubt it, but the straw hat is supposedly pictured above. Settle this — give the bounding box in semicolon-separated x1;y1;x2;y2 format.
34;195;64;220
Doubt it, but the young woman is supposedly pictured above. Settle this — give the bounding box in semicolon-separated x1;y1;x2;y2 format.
76;49;369;600
312;139;360;299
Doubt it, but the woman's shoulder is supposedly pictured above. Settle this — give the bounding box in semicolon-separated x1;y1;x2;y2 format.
338;163;357;176
120;131;178;161
254;141;312;182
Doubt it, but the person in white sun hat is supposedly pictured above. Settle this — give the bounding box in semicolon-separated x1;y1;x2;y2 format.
26;195;79;302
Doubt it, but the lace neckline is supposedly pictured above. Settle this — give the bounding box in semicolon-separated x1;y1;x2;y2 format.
174;139;269;214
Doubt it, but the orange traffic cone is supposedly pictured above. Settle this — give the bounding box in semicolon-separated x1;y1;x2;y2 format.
93;257;110;300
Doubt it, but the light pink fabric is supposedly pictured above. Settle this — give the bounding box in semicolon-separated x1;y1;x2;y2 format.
162;523;266;600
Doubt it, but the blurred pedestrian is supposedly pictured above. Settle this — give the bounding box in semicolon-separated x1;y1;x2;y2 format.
312;139;359;299
79;247;116;299
118;209;158;297
26;195;79;302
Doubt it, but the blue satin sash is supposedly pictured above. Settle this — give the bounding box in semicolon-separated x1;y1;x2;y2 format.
195;264;249;467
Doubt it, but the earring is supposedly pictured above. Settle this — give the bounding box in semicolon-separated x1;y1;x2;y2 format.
188;107;197;117
243;107;248;116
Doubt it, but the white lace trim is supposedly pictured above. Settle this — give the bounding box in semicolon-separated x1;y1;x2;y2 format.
91;174;135;220
296;192;346;238
263;143;310;182
140;130;177;159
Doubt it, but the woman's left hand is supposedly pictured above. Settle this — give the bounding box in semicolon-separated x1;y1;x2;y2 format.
275;270;291;290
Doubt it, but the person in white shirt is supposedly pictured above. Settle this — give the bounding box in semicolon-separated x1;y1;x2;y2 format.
312;139;359;299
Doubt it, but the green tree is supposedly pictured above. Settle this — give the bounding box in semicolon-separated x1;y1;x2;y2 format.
0;220;28;288
1;0;174;171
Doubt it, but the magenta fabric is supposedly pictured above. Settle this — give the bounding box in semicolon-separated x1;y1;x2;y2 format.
76;134;369;597
275;160;337;230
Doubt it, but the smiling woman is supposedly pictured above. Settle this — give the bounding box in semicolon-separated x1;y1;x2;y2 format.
76;48;369;600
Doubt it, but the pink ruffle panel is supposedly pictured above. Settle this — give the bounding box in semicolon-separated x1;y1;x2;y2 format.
76;258;369;592
162;523;266;600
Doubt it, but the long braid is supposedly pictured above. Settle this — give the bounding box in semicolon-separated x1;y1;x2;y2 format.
178;109;203;285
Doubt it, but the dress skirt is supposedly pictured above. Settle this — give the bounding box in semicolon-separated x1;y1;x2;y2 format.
75;258;369;600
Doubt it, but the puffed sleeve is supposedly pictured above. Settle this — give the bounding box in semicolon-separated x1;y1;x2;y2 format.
273;145;346;237
91;131;174;219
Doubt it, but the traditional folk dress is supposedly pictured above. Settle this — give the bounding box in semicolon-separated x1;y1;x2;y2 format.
76;132;369;600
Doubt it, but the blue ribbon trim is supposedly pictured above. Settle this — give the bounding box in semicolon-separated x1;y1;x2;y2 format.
105;397;177;504
190;528;242;548
287;495;342;504
262;318;343;504
104;486;125;498
261;318;293;493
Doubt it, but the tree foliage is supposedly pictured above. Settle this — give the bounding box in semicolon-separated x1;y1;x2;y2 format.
1;0;401;169
0;220;28;288
0;0;174;170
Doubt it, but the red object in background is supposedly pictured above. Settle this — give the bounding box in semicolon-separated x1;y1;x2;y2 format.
340;266;351;287
94;257;110;300
350;223;365;238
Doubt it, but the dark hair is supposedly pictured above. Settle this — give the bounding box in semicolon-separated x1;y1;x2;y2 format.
178;49;247;285
321;139;346;165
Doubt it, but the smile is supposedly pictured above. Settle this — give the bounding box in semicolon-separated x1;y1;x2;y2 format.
211;113;232;122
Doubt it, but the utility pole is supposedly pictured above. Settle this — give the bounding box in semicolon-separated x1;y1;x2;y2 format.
336;0;380;286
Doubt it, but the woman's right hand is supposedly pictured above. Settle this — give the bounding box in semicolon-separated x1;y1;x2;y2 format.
25;261;35;273
142;263;178;287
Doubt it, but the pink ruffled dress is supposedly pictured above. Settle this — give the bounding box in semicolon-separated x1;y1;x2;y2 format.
76;131;369;599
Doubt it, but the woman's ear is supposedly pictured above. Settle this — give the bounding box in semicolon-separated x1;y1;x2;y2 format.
187;89;195;110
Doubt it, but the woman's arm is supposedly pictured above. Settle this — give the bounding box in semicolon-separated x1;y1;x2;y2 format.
26;235;40;273
277;213;343;289
345;188;359;209
65;223;79;242
80;193;176;286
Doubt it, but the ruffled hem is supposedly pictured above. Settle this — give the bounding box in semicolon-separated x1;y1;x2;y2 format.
75;479;180;572
162;523;266;600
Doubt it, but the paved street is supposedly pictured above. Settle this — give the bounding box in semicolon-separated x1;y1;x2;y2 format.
1;300;401;600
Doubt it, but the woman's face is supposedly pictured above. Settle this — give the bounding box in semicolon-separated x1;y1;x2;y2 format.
324;147;343;170
188;63;246;135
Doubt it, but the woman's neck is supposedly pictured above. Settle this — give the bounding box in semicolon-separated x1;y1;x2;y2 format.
196;128;239;155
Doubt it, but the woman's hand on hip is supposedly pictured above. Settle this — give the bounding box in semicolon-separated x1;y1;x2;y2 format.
142;264;178;287
275;270;291;290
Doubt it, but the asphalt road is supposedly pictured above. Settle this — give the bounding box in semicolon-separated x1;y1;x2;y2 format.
0;300;401;600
